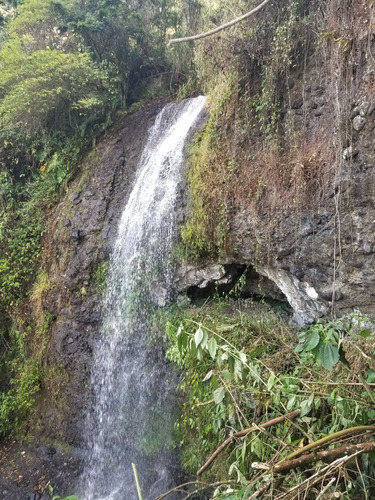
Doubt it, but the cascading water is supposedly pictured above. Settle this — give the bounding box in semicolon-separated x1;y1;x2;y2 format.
82;96;206;500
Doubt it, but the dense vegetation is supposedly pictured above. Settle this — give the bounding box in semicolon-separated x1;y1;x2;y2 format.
0;0;198;436
163;298;375;499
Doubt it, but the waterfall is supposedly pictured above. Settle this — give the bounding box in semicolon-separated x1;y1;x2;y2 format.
82;96;206;500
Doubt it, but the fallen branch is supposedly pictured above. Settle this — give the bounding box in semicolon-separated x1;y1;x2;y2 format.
273;441;375;474
278;425;375;464
275;453;360;500
246;480;272;500
197;409;300;476
168;0;271;45
153;480;236;500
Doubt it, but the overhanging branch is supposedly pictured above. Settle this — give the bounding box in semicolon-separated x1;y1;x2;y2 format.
168;0;272;46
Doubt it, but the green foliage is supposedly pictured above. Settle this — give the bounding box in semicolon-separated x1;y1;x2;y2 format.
0;0;191;180
296;314;372;371
0;38;114;165
92;260;109;296
165;301;375;498
0;215;44;310
181;73;236;260
166;301;295;474
0;324;42;436
49;484;79;500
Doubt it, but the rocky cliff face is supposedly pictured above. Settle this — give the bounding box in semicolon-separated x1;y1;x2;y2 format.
35;103;165;445
228;1;375;325
179;0;375;326
31;0;375;450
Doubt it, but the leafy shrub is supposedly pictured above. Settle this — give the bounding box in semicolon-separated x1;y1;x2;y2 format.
165;301;375;498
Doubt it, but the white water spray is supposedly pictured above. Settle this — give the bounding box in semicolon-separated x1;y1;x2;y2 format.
82;97;206;500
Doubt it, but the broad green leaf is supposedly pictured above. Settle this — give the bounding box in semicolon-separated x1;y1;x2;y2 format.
359;329;371;338
201;329;208;349
196;346;203;360
318;341;339;371
220;370;232;381
189;338;197;358
213;387;225;404
307;392;314;406
249;345;268;358
300;398;312;417
295;343;304;353
304;330;320;351
194;326;204;347
366;369;375;383
208;336;218;360
234;358;243;380
217;350;224;366
287;395;296;410
176;328;187;352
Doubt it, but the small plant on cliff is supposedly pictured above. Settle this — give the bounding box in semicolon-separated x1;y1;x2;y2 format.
92;260;109;296
49;485;79;500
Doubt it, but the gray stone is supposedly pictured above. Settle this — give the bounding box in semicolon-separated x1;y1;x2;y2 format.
176;264;229;292
319;287;343;302
363;241;373;254
71;230;81;240
353;115;367;131
342;146;359;160
70;192;80;202
259;266;328;326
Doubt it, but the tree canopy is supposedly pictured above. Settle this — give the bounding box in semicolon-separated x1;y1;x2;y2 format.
0;0;191;177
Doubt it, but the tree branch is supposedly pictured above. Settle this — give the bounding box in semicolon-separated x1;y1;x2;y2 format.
273;441;375;473
277;425;375;464
196;409;300;476
168;0;271;46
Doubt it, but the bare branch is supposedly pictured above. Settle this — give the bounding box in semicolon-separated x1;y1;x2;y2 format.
196;409;300;476
274;441;375;474
168;0;272;46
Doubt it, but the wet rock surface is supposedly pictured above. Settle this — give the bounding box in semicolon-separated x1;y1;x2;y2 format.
31;102;165;448
0;441;80;499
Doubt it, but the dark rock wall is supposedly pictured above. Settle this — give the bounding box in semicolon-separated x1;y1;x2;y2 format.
32;0;375;446
36;103;164;445
224;1;375;324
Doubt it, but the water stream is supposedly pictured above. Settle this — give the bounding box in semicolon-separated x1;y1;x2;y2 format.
82;96;206;500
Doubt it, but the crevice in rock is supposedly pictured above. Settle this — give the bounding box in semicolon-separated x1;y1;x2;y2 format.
176;262;290;307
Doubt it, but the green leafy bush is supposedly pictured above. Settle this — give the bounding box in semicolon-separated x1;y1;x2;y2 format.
165;301;375;498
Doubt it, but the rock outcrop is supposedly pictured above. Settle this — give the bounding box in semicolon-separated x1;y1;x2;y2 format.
37;103;165;445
